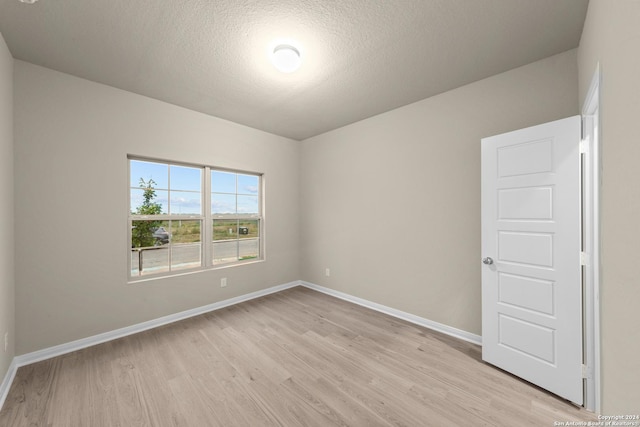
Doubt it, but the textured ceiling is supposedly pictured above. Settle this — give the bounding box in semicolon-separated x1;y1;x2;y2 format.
0;0;589;140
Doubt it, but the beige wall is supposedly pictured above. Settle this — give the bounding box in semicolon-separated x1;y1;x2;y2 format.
300;50;578;335
14;61;300;354
578;0;640;414
0;33;15;383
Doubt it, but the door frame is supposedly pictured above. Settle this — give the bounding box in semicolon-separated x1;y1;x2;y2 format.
582;63;601;413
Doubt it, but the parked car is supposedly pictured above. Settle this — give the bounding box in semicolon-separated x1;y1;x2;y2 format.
152;227;170;245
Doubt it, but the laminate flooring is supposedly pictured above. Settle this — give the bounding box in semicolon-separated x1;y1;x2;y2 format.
0;286;597;426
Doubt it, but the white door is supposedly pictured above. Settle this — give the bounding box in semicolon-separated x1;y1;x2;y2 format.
481;116;583;405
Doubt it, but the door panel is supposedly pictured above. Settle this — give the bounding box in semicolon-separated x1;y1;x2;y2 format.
498;273;554;315
481;116;582;405
497;138;553;177
498;315;555;363
498;186;553;220
498;231;553;266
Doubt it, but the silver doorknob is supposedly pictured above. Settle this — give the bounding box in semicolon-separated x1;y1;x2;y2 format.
482;257;494;265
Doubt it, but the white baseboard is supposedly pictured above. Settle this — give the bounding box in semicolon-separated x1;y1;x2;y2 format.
1;279;482;412
300;281;482;346
14;280;300;368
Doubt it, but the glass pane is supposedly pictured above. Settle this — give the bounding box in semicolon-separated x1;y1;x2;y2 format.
237;174;259;195
170;165;201;192
169;190;202;215
212;193;236;214
170;220;201;271
213;240;238;265
130;188;144;214
130;160;169;189
131;219;170;275
211;170;236;194
238;219;260;261
140;246;169;276
237;195;258;214
239;238;259;261
213;219;238;241
238;219;259;239
213;219;238;265
131;219;169;248
130;188;168;215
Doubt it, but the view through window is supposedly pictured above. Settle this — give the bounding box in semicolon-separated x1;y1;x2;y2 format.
129;158;262;279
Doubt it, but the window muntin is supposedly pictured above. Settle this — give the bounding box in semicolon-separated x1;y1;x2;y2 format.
129;158;262;280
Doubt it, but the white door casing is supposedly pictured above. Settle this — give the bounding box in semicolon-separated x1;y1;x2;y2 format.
481;116;583;405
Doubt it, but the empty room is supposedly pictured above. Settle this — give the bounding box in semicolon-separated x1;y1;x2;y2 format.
0;0;639;425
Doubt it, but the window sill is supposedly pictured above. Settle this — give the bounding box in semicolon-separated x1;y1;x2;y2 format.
127;258;265;284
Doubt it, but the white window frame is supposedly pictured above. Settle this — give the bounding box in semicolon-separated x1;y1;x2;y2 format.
128;156;264;282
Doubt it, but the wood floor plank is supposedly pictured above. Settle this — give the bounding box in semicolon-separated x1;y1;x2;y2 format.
111;355;155;427
47;352;93;426
0;286;598;426
84;344;122;427
0;358;60;426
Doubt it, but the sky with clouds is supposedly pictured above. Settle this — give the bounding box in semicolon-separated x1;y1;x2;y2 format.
130;160;259;215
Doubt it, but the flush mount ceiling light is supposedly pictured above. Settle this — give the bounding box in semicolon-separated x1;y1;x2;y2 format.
271;44;302;73
19;0;39;3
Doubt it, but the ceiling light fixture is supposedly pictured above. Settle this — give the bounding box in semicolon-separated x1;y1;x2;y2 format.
19;0;39;3
271;44;302;73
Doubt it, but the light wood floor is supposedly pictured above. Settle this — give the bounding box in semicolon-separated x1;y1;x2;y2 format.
1;286;596;426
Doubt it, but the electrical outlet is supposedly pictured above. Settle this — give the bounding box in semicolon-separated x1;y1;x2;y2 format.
325;268;330;277
4;332;8;352
221;277;227;288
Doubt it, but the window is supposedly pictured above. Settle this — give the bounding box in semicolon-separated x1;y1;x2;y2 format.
129;158;262;280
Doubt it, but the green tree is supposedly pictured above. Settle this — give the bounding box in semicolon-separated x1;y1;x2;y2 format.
131;178;164;248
